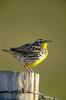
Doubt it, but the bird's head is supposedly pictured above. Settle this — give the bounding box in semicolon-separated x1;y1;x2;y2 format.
34;39;52;49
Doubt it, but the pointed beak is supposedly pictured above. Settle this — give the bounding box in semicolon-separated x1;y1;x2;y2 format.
45;40;52;42
47;40;52;42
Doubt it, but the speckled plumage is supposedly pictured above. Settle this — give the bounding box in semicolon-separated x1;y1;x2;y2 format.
2;39;52;72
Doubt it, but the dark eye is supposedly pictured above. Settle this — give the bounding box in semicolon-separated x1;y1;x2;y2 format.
38;40;42;44
40;40;42;43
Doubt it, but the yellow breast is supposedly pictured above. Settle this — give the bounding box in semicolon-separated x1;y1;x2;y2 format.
27;50;48;67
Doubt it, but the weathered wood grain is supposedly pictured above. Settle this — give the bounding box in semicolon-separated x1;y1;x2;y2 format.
0;71;39;100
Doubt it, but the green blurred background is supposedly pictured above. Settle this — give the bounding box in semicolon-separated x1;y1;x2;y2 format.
0;0;66;100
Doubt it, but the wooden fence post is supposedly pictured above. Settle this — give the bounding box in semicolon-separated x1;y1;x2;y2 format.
0;71;40;100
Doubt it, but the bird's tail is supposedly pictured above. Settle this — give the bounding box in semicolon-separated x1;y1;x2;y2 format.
2;49;10;53
2;49;17;55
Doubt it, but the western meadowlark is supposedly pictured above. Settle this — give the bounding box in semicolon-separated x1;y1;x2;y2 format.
2;39;52;72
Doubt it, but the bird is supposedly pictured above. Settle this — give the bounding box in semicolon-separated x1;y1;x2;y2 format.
2;39;52;72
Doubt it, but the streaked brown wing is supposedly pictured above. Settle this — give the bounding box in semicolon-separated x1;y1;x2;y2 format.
10;43;32;53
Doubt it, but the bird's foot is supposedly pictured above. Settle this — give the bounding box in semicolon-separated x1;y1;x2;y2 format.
25;66;34;73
